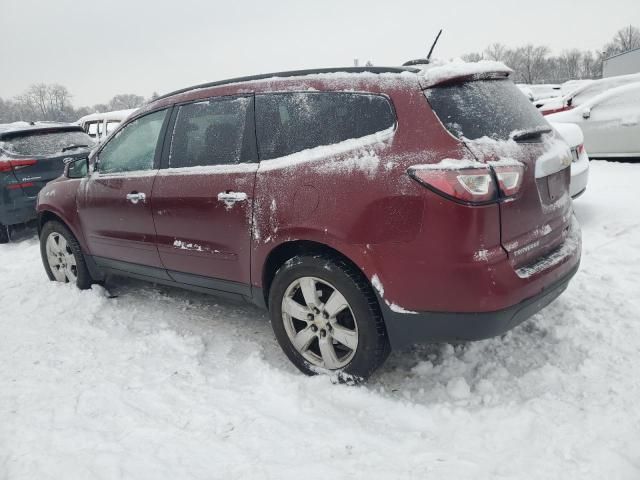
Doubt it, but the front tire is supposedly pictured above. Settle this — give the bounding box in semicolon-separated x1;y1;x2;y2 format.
40;221;92;290
269;254;389;382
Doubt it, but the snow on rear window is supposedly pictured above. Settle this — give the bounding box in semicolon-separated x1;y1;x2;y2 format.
426;79;550;141
2;131;95;156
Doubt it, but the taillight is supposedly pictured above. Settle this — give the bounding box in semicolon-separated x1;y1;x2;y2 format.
542;105;573;116
0;159;37;172
492;164;524;197
6;182;34;190
409;166;496;204
409;162;524;204
576;144;585;155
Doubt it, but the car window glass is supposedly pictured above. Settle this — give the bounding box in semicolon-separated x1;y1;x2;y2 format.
255;92;395;160
97;121;104;135
1;130;96;156
87;122;98;136
169;97;252;168
98;109;167;174
105;121;120;134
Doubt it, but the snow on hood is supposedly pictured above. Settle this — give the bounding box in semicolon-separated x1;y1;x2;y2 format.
419;58;512;87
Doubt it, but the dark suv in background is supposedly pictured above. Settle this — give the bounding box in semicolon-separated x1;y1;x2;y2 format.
0;123;94;242
36;64;581;381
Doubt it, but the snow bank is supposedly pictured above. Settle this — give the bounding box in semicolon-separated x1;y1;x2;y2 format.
1;161;640;479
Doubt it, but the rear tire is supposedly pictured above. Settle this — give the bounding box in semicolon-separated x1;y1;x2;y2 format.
0;223;9;244
268;254;389;382
40;221;93;290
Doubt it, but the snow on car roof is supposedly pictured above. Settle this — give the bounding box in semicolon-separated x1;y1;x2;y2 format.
76;108;138;125
418;58;513;87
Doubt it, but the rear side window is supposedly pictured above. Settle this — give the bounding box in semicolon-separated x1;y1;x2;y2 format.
1;130;95;156
256;92;395;160
168;96;255;168
426;79;549;141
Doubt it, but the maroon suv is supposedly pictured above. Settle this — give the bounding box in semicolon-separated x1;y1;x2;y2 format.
36;64;581;380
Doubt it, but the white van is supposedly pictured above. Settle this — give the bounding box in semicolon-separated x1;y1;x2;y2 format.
77;108;137;142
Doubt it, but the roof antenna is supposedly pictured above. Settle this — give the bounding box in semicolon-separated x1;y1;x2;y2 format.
426;29;443;62
402;29;443;66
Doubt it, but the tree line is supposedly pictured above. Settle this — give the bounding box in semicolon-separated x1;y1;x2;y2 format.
461;25;640;84
0;86;158;124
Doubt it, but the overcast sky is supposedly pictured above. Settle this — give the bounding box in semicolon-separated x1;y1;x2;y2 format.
1;0;639;106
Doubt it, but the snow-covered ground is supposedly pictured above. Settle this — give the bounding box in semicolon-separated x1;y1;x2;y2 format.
1;161;639;479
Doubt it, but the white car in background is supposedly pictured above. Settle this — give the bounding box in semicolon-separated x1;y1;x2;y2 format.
539;72;640;115
77;108;137;142
551;122;590;198
547;82;640;160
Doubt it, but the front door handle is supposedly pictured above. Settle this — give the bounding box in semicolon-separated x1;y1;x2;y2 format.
126;192;146;204
217;191;248;205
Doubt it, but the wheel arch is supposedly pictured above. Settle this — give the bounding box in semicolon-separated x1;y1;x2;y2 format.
261;239;375;309
37;209;89;254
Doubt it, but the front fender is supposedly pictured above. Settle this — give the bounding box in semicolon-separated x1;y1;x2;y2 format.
37;179;87;251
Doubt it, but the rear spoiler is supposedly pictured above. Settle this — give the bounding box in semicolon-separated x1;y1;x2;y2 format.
418;60;513;89
0;125;84;141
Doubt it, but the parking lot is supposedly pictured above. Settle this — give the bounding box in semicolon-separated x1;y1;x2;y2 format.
1;159;638;479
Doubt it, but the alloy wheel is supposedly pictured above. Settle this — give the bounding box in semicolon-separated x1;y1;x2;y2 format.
45;232;78;283
281;276;358;370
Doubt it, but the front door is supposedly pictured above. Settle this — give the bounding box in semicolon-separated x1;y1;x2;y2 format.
151;96;257;290
78;109;169;268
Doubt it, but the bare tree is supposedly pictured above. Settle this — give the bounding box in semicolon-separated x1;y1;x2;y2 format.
461;52;483;62
559;49;583;79
517;45;550;84
484;43;508;61
605;25;640;56
108;93;145;110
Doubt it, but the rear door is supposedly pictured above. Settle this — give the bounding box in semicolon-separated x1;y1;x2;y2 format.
426;79;573;269
151;95;257;291
77;109;169;268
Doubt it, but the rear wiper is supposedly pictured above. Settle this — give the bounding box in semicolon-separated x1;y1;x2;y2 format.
61;144;89;152
510;126;552;142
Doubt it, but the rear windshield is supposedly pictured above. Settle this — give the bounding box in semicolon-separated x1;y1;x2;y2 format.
1;130;95;156
425;79;550;141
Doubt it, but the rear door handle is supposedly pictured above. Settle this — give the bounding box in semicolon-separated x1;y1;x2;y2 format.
126;192;146;204
217;191;248;205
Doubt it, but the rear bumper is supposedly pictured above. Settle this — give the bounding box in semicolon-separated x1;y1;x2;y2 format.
0;195;37;226
381;260;579;349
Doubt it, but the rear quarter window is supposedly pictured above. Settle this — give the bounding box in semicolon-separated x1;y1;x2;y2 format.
256;92;395;160
1;130;95;156
426;79;550;141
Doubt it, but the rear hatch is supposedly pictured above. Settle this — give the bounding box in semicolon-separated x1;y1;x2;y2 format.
425;77;573;270
0;127;95;196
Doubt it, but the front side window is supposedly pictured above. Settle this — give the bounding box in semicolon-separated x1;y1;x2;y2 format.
255;92;396;160
169;96;253;168
98;109;167;174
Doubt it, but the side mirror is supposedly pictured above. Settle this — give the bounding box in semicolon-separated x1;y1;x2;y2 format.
64;157;89;179
582;108;591;120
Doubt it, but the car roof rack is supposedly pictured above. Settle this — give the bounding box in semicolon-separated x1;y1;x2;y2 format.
152;66;419;103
